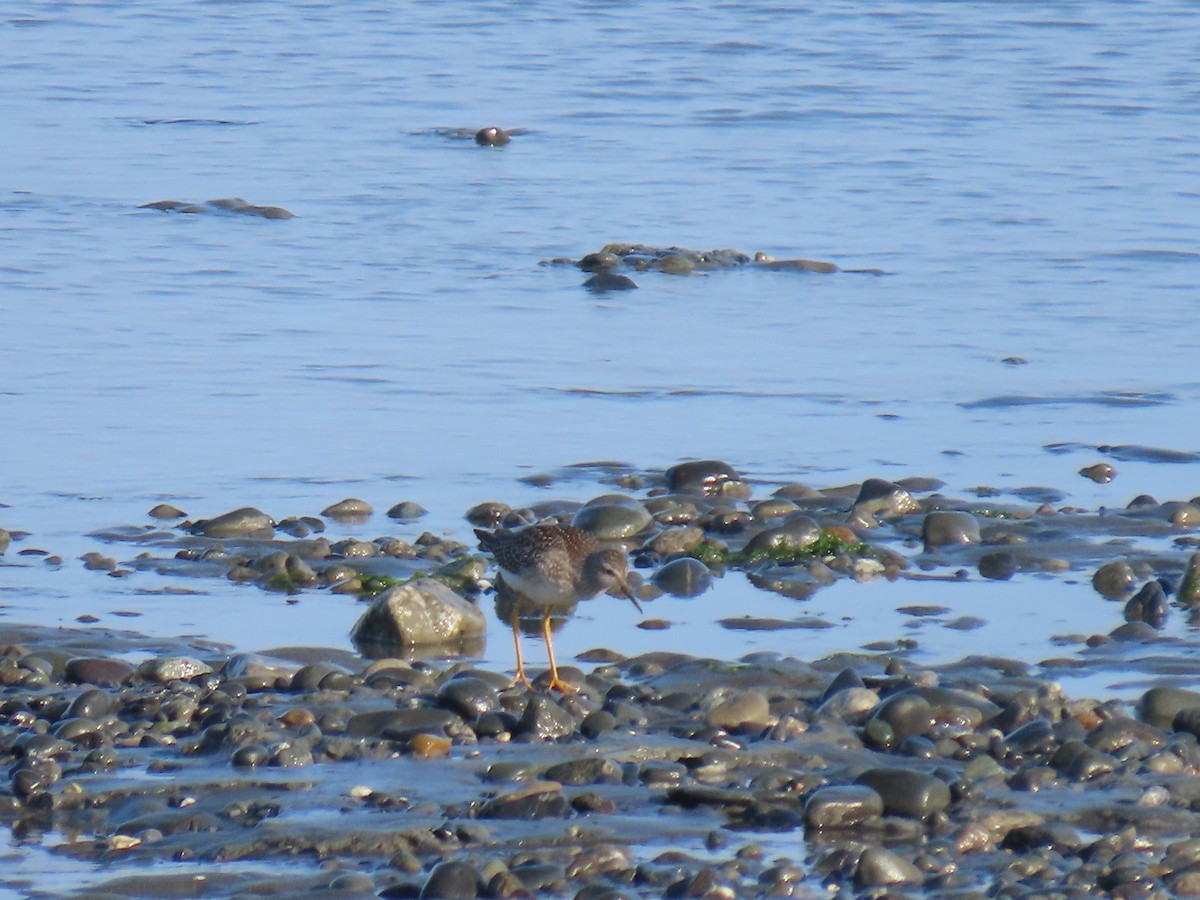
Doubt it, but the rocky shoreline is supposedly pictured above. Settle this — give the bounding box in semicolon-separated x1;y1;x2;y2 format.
5;458;1200;897
4;622;1200;898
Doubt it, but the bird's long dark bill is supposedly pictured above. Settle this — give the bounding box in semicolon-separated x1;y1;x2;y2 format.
616;579;643;614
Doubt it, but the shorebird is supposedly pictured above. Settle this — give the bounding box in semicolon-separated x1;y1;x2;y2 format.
474;524;642;692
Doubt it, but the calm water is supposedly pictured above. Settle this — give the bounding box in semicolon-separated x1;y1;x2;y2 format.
3;2;1200;692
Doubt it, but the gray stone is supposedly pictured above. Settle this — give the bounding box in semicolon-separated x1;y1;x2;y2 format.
321;498;372;519
350;578;486;649
851;478;921;522
387;501;427;520
922;510;981;549
665;460;742;496
803;785;884;829
572;495;651;539
651;557;711;597
706;690;771;732
64;657;135;687
855;846;923;886
854;768;951;819
1140;686;1200;728
136;657;213;683
1125;580;1168;628
1093;560;1136;599
194;507;275;538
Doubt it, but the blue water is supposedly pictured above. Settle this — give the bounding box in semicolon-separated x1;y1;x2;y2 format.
3;2;1199;682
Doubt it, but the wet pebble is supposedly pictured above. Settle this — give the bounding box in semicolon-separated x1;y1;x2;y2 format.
851;478;921;521
321;498;373;519
1093;560;1137;599
651;557;711;597
65;657;134;687
665;460;743;497
437;675;500;719
744;518;821;556
583;272;637;292
1125;580;1168;627
137;656;213;682
572;495;652;538
517;695;578;740
854;767;951;820
478;781;568;819
466;501;510;527
543;757;622;786
706;691;771;732
855;846;923;887
387;501;427;520
11;757;61;796
978;549;1017;580
863;691;934;748
422;859;482;898
193;507;275;538
1140;686;1200;728
1080;462;1117;483
803;785;884;829
922;510;981;549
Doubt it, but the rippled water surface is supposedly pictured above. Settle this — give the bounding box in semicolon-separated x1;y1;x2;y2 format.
3;2;1200;695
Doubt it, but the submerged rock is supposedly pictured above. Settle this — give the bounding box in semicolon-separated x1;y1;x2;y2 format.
753;250;838;273
583;272;637;292
139;198;295;218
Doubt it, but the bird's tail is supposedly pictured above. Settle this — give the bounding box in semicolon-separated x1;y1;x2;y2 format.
474;528;501;553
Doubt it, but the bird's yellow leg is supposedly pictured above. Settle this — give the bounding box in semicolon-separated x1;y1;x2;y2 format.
508;606;533;690
543;613;578;694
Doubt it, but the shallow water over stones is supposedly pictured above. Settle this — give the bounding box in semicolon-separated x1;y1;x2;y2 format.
5;458;1200;892
5;457;1200;706
3;624;1200;897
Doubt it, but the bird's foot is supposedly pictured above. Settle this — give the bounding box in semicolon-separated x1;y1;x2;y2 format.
506;672;534;691
546;675;580;694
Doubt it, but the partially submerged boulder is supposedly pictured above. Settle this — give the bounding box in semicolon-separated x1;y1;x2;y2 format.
351;578;486;654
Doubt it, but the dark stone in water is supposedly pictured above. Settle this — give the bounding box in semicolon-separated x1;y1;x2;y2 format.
803;785;884;829
387;501;427;520
651;557;711;597
819;667;866;705
665;460;740;495
436;675;499;719
1124;580;1168;628
478;782;568;820
1080;462;1116;484
864;691;934;748
854;767;951;820
421;859;482;898
978;550;1017;581
1140;686;1200;728
64;657;134;687
193;507;275;538
1093;560;1136;600
921;510;981;549
474;126;510;146
543;757;622;786
583;272;638;292
66;688;115;720
517;695;578;740
851;478;921;522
